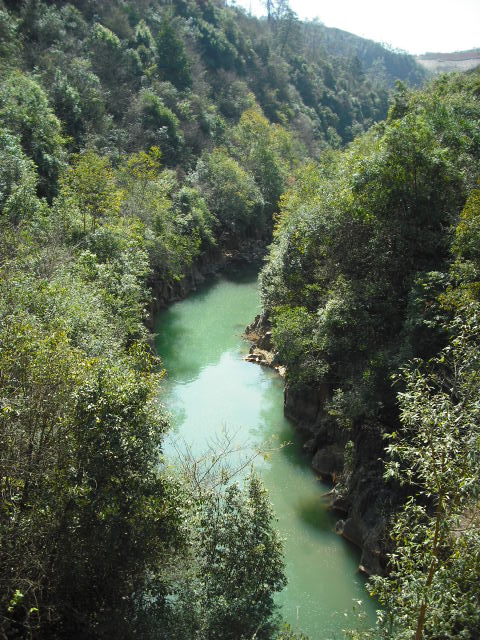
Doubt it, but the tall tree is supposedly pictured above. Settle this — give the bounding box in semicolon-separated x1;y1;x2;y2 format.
156;19;192;90
369;311;480;639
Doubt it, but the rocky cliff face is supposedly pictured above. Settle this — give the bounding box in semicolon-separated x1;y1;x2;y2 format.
245;316;396;576
284;381;393;575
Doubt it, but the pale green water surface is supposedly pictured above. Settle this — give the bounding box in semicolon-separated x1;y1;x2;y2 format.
155;267;376;639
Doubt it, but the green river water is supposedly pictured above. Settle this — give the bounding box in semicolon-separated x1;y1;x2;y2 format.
155;266;377;639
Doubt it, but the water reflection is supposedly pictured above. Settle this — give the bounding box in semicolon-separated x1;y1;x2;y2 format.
296;497;332;531
156;268;260;384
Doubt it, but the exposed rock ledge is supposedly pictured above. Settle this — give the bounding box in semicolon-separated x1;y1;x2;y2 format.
243;314;286;376
284;381;391;576
245;313;391;576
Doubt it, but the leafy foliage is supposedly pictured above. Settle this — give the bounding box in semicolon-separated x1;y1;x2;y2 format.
156;19;192;90
163;472;286;640
262;73;480;411
194;147;263;236
0;128;39;225
0;4;302;636
369;312;480;639
61;149;123;232
0;72;65;199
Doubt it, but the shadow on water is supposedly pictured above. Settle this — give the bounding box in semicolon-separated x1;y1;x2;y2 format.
222;262;262;284
272;424;314;470
296;496;334;532
283;438;305;464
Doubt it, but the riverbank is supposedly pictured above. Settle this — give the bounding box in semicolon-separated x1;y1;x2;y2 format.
244;313;393;577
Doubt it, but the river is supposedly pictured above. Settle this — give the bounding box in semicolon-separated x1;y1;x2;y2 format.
155;266;377;639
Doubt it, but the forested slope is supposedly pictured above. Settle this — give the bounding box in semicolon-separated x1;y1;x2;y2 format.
301;20;428;88
0;0;419;162
259;70;480;638
0;1;297;637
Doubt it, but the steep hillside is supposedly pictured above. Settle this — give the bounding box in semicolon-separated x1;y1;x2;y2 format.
257;69;480;637
302;20;428;87
0;0;425;163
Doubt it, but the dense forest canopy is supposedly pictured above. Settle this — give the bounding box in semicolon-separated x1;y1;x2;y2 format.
0;0;479;638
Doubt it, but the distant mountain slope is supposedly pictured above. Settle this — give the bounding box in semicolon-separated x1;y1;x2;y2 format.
301;20;428;87
416;49;480;73
0;0;399;159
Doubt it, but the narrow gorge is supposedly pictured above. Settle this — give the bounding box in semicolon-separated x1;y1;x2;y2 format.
155;266;377;639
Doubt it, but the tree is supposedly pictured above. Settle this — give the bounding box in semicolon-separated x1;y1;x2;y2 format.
0;257;181;640
198;474;286;639
48;57;106;142
60;150;123;233
163;467;286;640
194;148;263;236
0;316;86;638
117;149;207;282
88;22;123;84
0;72;65;200
88;22;143;116
263;0;275;22
452;185;480;267
0;128;39;225
232;107;292;220
440;185;480;313
127;89;183;164
0;9;20;67
369;310;480;639
133;19;156;70
156;20;192;90
49;69;84;146
276;7;300;57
